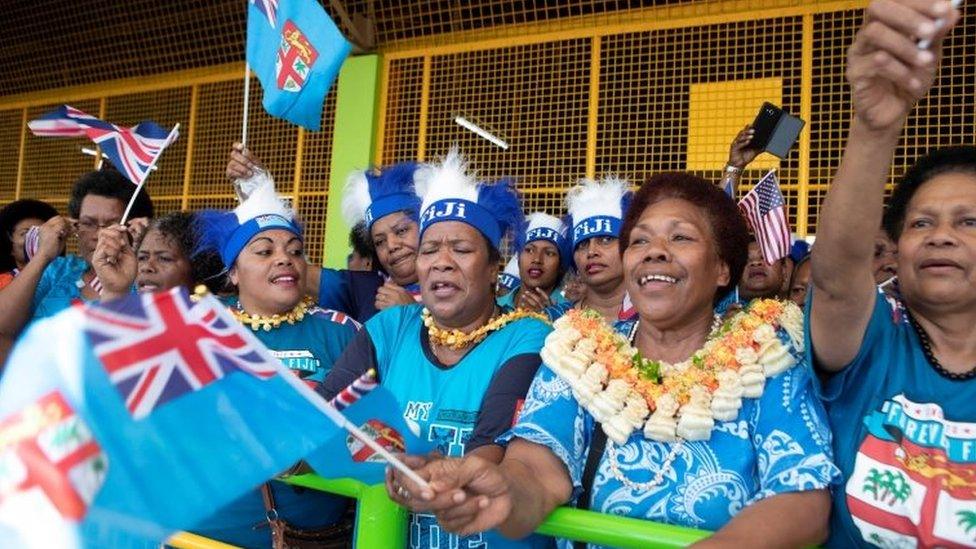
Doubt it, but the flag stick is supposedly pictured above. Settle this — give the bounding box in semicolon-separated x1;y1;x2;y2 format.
242;63;251;147
272;361;431;490
94;144;104;170
120;123;180;225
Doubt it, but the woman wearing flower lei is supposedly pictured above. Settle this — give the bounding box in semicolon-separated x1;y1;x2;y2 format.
394;172;840;547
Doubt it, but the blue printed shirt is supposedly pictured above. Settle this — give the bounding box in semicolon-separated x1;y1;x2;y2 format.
502;319;839;548
811;291;976;548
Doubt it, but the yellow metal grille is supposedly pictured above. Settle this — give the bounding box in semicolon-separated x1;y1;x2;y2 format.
1;0;975;251
808;3;976;233
380;58;426;165
0;109;21;203
0;70;337;263
376;2;974;235
597;16;804;226
0;0;247;97
423;39;591;216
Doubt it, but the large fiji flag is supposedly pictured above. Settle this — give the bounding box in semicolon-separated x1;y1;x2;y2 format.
0;288;346;548
738;169;792;264
28;105;178;186
246;0;350;130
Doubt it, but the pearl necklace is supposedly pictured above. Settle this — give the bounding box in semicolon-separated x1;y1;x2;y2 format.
422;307;549;351
232;296;313;331
607;439;684;491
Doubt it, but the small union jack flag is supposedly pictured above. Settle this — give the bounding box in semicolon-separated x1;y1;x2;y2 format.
738;169;792;264
82;289;277;420
329;370;378;412
319;308;362;330
28;105;178;186
250;0;279;28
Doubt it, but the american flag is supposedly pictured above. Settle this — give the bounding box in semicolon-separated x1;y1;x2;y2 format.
329;370;378;411
738;169;791;264
82;289;277;420
28;105;178;186
250;0;279;28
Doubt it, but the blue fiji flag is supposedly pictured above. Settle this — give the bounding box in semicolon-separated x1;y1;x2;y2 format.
0;288;347;548
246;0;351;130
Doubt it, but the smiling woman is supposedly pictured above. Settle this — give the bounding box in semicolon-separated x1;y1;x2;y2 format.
402;172;840;548
190;177;361;547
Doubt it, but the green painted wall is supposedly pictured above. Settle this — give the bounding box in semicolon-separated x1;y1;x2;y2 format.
322;54;381;268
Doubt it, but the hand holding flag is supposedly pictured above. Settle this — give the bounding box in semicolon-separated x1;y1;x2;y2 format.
738;169;792;264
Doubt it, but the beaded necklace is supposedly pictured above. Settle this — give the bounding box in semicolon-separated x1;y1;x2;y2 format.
232;296;314;332
905;308;976;381
422;307;549;351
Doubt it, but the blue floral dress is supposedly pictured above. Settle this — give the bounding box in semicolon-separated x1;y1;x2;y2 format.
500;318;840;548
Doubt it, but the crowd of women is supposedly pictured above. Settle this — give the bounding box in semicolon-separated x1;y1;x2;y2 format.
0;1;973;547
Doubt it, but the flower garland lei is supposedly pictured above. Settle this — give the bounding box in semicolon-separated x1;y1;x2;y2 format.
540;299;804;444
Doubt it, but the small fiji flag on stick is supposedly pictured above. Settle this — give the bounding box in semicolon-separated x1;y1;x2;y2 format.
328;369;378;412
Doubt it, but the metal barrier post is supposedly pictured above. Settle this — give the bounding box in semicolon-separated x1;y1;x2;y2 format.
354;483;408;549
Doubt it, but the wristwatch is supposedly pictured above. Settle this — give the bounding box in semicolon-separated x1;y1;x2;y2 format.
723;164;742;176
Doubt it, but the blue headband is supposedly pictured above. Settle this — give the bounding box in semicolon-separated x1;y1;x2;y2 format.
221;214;302;267
419;199;502;247
525;227;567;249
497;272;520;291
364;192;420;230
571;215;621;248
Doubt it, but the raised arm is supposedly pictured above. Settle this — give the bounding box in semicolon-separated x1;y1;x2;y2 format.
0;215;71;338
810;0;960;371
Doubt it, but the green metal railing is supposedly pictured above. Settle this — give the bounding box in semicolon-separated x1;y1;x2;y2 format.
283;474;711;548
170;474;710;548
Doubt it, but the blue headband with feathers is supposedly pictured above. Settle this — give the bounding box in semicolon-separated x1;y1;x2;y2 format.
192;178;303;269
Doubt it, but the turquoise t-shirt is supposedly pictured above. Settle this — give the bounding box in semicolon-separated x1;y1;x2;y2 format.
353;304;555;549
503;318;839;549
191;307;360;547
253;307;361;389
32;255;89;321
811;291;976;548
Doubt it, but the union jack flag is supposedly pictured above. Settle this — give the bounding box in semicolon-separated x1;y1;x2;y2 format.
28;105;178;186
251;0;279;28
82;290;277;420
738;169;791;264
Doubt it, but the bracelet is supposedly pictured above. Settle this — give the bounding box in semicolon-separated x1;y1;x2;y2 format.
723;164;742;175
